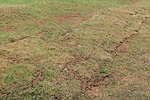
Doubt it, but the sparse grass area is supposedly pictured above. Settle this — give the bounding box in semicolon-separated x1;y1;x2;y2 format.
0;0;150;99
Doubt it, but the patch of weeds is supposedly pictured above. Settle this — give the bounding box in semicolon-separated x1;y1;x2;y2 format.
20;87;47;99
45;32;54;38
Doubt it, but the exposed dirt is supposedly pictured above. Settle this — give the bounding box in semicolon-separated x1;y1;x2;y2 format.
61;29;73;36
55;42;78;49
0;26;18;33
0;65;44;99
0;46;43;65
9;36;30;43
104;16;149;56
33;20;49;26
0;1;150;99
54;13;93;25
0;4;27;9
62;52;113;99
56;7;150;99
31;67;44;87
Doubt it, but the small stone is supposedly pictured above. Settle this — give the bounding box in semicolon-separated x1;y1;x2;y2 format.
64;68;67;71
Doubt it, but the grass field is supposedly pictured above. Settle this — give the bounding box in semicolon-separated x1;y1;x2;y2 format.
0;0;150;99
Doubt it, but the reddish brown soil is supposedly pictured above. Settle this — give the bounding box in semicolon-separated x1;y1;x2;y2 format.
0;2;149;99
54;13;93;24
0;26;18;33
104;16;149;56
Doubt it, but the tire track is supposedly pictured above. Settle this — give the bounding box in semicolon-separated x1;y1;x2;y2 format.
105;16;149;55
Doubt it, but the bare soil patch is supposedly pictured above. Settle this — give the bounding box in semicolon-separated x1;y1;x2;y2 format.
53;13;93;24
0;1;150;99
0;4;27;9
0;26;17;33
104;16;149;56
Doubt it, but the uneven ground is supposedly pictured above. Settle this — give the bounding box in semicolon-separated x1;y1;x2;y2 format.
0;0;150;99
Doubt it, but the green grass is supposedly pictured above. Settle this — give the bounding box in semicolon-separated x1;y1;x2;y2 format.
0;0;150;99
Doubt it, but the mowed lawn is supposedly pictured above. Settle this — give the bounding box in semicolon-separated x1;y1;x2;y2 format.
0;0;150;99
